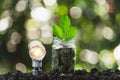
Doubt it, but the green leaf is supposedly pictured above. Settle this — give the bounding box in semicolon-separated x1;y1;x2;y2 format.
65;27;78;41
53;25;64;39
59;15;70;33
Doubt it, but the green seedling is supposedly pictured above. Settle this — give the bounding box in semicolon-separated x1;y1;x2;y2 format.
53;15;78;41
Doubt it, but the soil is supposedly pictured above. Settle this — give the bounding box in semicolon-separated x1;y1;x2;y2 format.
0;69;120;80
52;48;75;73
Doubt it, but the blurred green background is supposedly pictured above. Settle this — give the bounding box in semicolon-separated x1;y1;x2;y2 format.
0;0;120;74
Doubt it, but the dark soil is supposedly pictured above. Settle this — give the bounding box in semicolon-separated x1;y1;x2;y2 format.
0;69;120;80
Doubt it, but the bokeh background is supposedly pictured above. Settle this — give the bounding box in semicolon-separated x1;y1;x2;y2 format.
0;0;120;74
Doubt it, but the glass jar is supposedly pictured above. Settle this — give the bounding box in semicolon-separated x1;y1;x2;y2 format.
51;37;76;74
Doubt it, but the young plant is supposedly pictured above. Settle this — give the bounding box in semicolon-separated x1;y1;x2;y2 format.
53;15;78;41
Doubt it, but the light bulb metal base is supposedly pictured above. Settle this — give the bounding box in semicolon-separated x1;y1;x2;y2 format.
32;59;42;76
32;67;41;76
32;59;42;67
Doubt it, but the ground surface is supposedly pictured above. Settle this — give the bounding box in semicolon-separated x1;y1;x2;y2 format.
0;69;120;80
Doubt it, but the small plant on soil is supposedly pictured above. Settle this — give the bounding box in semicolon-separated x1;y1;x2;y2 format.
52;15;78;73
53;14;78;41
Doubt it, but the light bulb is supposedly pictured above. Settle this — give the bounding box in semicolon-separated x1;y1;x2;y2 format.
28;40;46;76
29;45;46;61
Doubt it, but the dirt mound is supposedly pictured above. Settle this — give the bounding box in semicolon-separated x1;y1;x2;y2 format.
0;69;120;80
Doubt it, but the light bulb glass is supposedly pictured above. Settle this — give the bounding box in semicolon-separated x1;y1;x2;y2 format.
29;41;46;61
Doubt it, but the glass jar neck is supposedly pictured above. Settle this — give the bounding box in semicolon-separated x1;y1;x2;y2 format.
53;37;76;49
